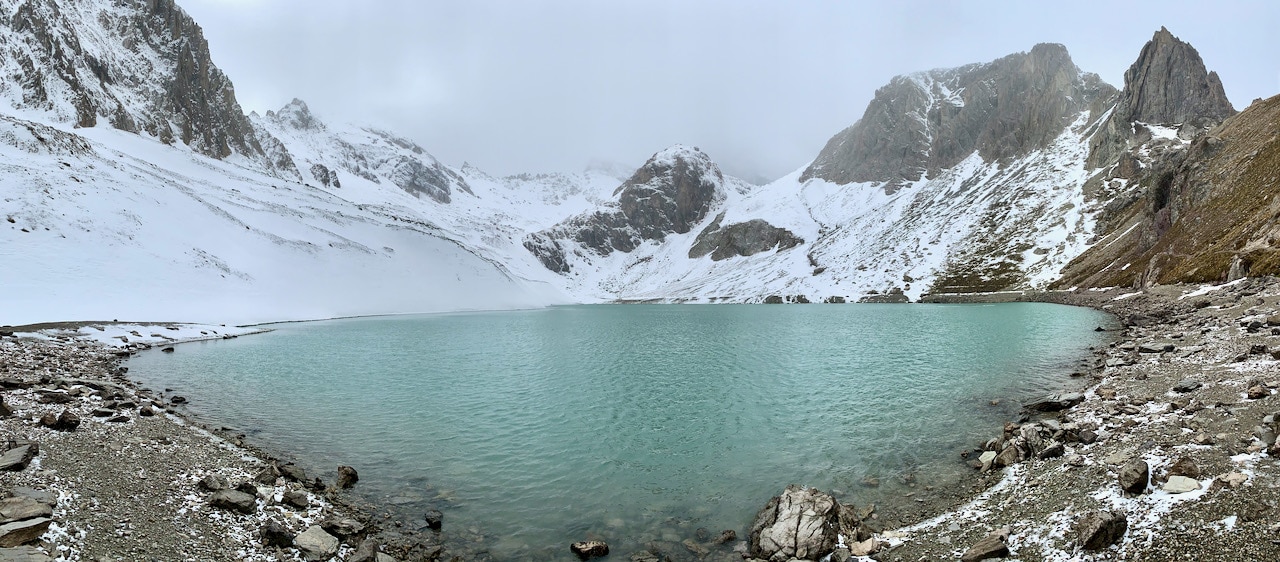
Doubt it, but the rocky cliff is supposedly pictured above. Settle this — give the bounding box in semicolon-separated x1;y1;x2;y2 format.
1057;94;1280;288
801;43;1115;190
0;0;297;177
524;146;730;273
1086;27;1236;169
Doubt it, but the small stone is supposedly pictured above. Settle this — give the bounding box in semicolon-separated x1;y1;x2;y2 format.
294;526;340;561
1217;472;1248;488
1076;510;1127;550
260;520;294;548
1248;385;1269;399
1162;475;1200;494
106;415;129;423
209;489;256;514
198;475;229;492
1250;344;1269;355
423;509;443;531
337;465;358;489
169;396;187;405
1172;380;1202;393
90;408;113;418
713;529;736;544
960;527;1010;561
1065;454;1086;467
1117;459;1149;494
570;540;609;560
138;406;154;417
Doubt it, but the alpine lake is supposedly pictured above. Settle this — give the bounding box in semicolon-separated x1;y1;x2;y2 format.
127;303;1114;560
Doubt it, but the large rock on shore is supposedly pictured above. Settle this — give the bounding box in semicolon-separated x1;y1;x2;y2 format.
749;485;857;561
0;518;51;548
0;498;51;524
1076;510;1127;550
960;527;1010;561
0;445;38;472
1118;459;1149;494
295;526;340;561
209;490;256;514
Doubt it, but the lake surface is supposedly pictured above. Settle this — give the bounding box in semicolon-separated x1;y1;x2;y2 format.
128;303;1112;560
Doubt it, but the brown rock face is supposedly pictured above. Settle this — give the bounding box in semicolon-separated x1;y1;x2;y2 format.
802;43;1115;188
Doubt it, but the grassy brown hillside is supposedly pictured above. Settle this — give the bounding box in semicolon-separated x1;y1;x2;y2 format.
1056;94;1280;288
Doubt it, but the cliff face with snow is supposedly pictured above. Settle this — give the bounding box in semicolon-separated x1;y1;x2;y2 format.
0;2;1264;323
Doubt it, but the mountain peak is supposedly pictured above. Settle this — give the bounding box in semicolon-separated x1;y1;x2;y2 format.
268;99;324;131
1117;27;1235;126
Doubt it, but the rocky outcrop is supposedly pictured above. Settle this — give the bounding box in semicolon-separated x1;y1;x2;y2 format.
256;99;470;203
525;146;726;272
749;485;861;561
801;43;1115;189
1087;27;1236;168
0;0;298;177
688;213;803;260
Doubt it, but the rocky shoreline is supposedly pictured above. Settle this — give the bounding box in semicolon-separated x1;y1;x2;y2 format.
744;278;1280;562
4;279;1278;561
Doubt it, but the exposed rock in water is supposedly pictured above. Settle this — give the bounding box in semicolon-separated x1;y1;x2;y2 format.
1076;510;1127;550
569;540;609;560
337;465;359;489
688;212;803;261
423;509;443;531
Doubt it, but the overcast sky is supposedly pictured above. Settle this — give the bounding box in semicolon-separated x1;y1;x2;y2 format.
181;0;1280;183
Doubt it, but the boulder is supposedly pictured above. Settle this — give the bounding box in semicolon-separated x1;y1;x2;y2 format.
138;406;155;417
1172;380;1202;393
1024;393;1084;412
279;463;308;483
978;451;998;471
260;520;294;548
749;485;846;561
349;539;382;562
1076;510;1127;550
39;410;79;431
960;527;1010;561
337;465;359;489
570;540;609;560
320;517;364;538
1037;441;1065;460
1117;459;1149;494
294;526;340;561
254;465;281;485
1248;385;1269;399
209;489;256;514
0;518;51;548
1168;457;1200;479
0;498;51;524
994;446;1019;468
0;445;37;472
282;490;309;510
90;408;113;418
0;546;53;561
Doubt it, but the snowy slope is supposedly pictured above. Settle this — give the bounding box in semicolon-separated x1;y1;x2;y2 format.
0;113;565;326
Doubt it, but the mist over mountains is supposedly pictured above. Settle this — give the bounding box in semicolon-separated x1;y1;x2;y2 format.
1;0;1276;323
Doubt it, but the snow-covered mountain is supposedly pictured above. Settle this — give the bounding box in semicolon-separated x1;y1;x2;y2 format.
0;0;1261;324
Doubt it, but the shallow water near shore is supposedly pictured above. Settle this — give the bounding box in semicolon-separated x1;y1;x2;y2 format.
128;303;1112;560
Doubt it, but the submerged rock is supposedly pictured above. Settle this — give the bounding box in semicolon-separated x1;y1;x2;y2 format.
570;540;609;560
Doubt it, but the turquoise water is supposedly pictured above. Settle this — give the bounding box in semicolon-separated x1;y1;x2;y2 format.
128;303;1111;560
